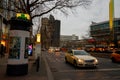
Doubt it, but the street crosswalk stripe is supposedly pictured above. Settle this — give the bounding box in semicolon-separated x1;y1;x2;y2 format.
58;68;120;73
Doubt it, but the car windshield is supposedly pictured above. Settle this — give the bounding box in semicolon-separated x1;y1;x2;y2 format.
73;50;89;55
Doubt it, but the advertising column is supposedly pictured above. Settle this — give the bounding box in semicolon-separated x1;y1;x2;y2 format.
6;13;32;76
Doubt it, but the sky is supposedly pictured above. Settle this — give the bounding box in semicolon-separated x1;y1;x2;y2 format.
52;0;120;39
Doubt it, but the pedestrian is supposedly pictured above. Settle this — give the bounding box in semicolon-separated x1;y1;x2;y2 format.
36;56;40;72
0;44;4;58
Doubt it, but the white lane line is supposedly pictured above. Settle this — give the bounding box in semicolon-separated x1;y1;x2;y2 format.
58;68;120;73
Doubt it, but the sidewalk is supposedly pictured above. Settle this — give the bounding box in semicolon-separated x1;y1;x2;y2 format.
0;52;53;80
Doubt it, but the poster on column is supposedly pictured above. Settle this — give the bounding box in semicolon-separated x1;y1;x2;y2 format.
9;37;21;59
24;37;31;58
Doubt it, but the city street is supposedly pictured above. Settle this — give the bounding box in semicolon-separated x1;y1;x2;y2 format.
1;0;120;80
44;51;120;80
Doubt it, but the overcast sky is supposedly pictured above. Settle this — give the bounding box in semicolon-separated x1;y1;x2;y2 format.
53;0;120;39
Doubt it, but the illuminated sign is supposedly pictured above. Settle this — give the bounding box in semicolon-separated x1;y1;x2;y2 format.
16;13;30;20
36;34;41;43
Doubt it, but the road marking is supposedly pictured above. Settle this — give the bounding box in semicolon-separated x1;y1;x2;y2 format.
58;68;120;73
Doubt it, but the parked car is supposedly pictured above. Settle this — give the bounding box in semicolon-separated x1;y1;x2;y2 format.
111;50;120;63
65;49;98;68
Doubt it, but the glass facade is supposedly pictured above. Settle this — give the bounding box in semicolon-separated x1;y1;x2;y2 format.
90;18;120;48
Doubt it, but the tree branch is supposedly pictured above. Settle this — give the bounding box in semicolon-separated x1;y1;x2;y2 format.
32;5;57;19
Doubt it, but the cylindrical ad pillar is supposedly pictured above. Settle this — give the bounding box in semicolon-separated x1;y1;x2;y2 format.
6;14;32;76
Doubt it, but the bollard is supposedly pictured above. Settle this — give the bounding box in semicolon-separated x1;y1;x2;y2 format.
36;56;40;72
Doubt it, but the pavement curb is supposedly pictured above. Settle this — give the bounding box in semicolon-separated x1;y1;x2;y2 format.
42;53;54;80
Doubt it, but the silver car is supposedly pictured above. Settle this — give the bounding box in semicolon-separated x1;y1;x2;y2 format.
65;50;98;68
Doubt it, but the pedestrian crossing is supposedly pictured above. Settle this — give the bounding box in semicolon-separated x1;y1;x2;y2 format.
58;68;120;73
58;76;120;80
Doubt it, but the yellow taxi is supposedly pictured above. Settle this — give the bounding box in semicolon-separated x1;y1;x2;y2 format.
65;50;98;68
111;50;120;63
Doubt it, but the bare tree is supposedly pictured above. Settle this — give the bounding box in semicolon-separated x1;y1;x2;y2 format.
0;0;92;35
0;0;92;20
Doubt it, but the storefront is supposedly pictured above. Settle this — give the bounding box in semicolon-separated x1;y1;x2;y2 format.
0;14;9;56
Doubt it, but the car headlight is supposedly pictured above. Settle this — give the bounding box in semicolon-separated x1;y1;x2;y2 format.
94;59;98;63
78;59;84;63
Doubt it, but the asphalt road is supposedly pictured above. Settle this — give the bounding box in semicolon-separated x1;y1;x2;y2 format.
44;51;120;80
